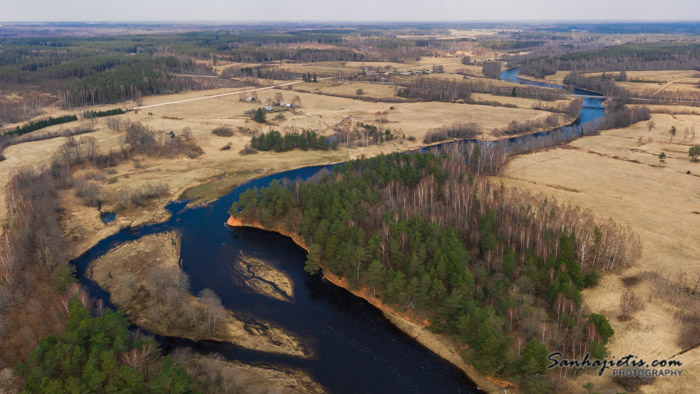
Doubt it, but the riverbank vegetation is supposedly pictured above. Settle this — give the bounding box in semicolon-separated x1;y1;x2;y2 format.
398;77;565;102
230;149;640;392
423;122;480;143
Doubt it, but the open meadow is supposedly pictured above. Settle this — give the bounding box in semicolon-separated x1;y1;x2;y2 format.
499;113;700;393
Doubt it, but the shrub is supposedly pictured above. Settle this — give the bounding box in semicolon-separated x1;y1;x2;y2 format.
239;145;259;155
212;127;234;137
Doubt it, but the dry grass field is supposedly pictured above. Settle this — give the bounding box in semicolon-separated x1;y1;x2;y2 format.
498;113;700;393
0;73;564;253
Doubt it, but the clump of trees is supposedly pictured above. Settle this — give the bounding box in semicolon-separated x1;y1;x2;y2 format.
83;108;125;119
495;114;561;136
563;72;624;97
689;145;700;161
532;98;583;118
423;122;480;143
250;129;331;152
17;297;194;393
482;62;502;79
222;66;299;81
230;150;641;390
357;122;395;145
598;102;651;131
302;73;318;82
212;126;234;137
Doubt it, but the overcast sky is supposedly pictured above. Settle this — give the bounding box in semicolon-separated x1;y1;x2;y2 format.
2;0;699;22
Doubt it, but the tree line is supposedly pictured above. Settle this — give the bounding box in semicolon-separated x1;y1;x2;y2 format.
230;149;640;392
82;108;125;119
398;77;565;102
6;114;78;137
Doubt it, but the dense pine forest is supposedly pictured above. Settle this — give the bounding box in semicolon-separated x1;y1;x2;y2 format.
251;129;333;152
17;298;194;393
230;149;640;392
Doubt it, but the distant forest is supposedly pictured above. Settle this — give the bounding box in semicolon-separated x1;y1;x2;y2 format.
0;30;438;118
231;149;640;392
510;43;700;78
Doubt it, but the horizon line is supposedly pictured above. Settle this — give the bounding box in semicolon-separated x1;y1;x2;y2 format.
2;19;700;24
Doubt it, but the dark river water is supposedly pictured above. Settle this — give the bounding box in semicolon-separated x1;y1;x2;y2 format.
71;69;605;394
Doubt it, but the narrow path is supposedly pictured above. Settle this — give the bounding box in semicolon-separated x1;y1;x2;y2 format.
133;60;471;111
651;78;692;96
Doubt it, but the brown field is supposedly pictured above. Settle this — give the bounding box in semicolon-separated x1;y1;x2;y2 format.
498;113;700;393
0;74;562;248
291;81;404;100
588;70;700;96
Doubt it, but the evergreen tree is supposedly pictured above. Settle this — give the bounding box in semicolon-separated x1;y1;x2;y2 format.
253;108;266;123
18;298;194;393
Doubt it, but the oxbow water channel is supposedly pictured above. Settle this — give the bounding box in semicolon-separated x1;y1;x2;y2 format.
71;69;604;393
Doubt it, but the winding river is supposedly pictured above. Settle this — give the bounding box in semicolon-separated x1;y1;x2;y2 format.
71;69;605;393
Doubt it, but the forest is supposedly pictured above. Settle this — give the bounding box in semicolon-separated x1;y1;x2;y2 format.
0;30;439;117
512;42;700;77
17;298;194;393
230;149;640;392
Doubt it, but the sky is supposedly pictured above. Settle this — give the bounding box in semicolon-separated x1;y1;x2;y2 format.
2;0;699;22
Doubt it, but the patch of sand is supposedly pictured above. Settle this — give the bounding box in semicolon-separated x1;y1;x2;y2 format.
237;253;294;301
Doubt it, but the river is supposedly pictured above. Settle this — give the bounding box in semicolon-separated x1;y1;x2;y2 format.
71;69;605;394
